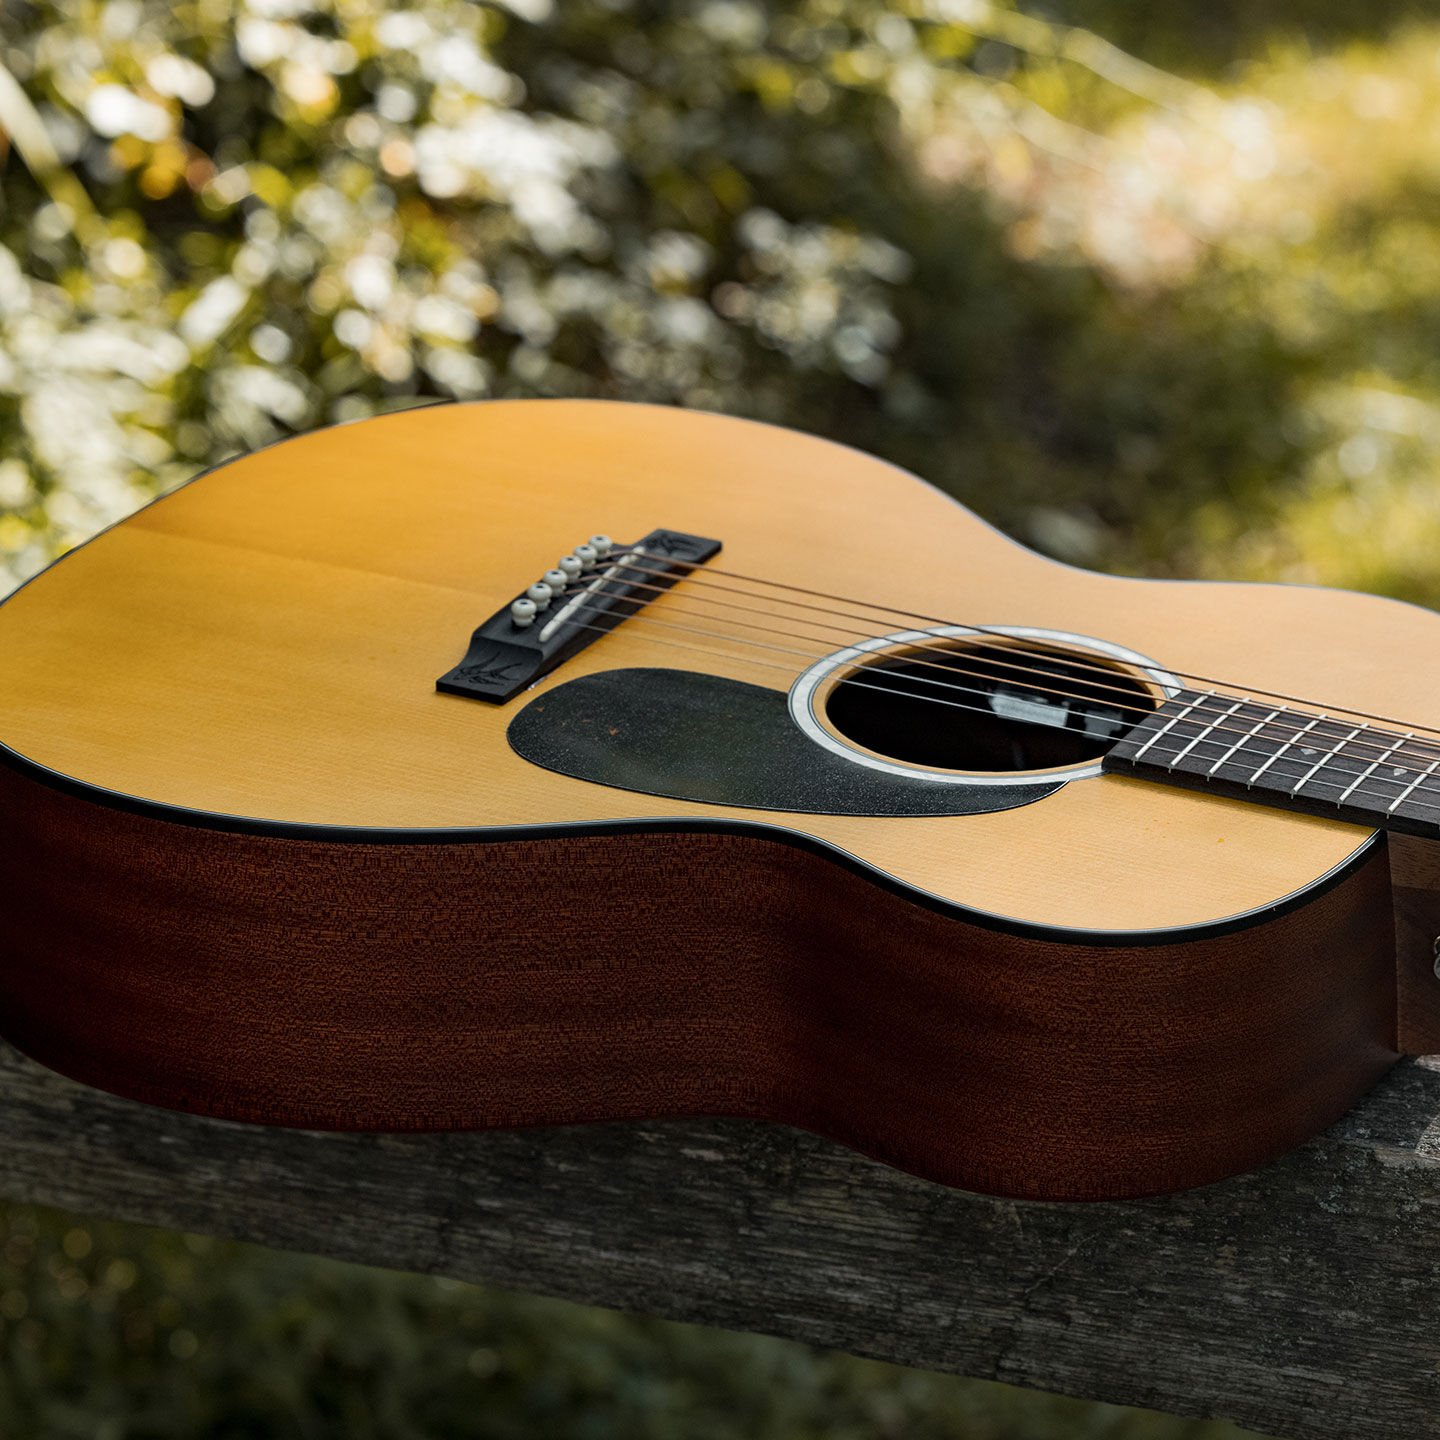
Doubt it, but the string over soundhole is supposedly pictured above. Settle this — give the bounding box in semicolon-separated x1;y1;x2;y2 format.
789;627;1174;787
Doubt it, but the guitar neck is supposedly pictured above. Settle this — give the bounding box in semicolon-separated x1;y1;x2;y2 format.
1103;688;1440;838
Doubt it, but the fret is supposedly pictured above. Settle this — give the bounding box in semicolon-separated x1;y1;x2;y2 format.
1389;758;1440;815
1340;749;1440;807
1292;723;1363;796
1400;769;1440;816
1167;698;1243;769
1103;687;1440;838
1246;714;1323;789
1206;707;1280;776
1346;743;1440;811
1336;730;1412;805
1129;689;1215;763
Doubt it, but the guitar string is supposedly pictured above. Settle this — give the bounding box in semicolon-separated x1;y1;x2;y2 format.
608;549;1440;754
554;609;1440;820
566;581;1440;784
571;580;1171;716
602;547;1440;748
547;597;1440;817
560;560;1440;768
577;569;1172;704
583;563;1440;765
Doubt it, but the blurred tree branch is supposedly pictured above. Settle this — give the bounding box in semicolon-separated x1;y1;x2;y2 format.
924;0;1219;118
0;55;94;231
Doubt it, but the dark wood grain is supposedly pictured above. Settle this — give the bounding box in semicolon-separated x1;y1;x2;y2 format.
0;1037;1438;1440
1389;834;1440;1053
0;760;1401;1200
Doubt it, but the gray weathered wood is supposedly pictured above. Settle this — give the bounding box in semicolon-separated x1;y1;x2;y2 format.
0;1038;1436;1440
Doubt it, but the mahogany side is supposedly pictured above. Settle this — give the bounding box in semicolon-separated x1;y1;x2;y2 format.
0;760;1400;1202
1387;833;1440;1054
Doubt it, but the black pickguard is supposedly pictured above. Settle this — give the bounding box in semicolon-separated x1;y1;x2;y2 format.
506;668;1063;818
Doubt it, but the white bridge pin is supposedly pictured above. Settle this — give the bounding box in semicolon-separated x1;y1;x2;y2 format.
589;534;614;557
509;597;538;628
575;543;599;571
558;555;583;581
542;567;569;593
526;581;554;611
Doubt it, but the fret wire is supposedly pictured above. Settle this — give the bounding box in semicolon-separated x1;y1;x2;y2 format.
1337;731;1414;805
1292;724;1364;796
1143;721;1383;785
1133;717;1440;797
1406;769;1440;806
1157;696;1440;770
1133;710;1338;781
1116;700;1440;823
1356;731;1440;768
1389;758;1440;815
1206;707;1281;776
1152;693;1440;773
1166;717;1423;793
1129;690;1216;763
1165;698;1243;770
1265;707;1440;770
1245;714;1323;790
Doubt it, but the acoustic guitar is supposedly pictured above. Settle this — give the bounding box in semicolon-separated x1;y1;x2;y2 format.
2;400;1436;1201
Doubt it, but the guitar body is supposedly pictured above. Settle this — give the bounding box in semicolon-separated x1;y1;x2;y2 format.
0;399;1433;1199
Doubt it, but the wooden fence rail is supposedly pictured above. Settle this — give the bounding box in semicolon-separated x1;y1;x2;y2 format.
0;1039;1436;1439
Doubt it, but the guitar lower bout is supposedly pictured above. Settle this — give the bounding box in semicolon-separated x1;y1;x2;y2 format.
0;757;1405;1201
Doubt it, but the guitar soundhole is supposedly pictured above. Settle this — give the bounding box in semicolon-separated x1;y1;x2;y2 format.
821;639;1160;775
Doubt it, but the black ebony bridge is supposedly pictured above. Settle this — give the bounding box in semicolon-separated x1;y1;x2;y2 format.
1105;688;1440;837
437;528;722;705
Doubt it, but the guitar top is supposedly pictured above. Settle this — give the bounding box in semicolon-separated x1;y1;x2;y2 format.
0;399;1435;1199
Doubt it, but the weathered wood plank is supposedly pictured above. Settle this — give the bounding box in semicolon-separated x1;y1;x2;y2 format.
0;1038;1435;1440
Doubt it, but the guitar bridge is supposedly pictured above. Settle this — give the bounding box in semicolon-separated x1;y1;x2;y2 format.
436;528;722;704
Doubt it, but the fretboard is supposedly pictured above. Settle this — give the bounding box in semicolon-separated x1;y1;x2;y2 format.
1103;688;1440;837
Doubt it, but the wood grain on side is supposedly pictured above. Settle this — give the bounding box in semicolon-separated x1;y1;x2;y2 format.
0;760;1399;1202
1387;833;1440;1053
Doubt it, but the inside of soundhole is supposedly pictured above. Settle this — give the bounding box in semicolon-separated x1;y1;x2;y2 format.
821;639;1159;774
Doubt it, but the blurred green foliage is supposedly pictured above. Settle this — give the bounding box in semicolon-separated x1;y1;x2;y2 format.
0;1203;1262;1439
1;0;1434;1432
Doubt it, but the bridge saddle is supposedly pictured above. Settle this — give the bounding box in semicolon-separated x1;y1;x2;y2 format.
436;527;722;704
